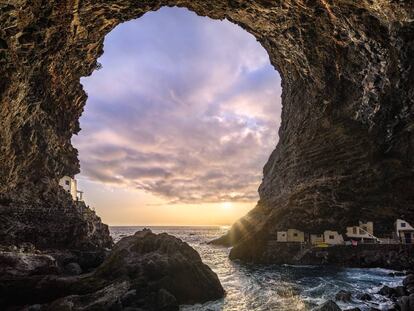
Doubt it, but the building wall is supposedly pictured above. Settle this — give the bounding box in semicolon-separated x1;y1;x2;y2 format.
359;221;374;235
399;231;414;244
277;231;288;242
395;219;414;237
324;230;344;245
346;226;371;239
59;176;77;200
310;234;324;245
287;229;305;242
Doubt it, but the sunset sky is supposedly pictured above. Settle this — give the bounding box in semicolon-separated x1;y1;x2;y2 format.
72;7;282;226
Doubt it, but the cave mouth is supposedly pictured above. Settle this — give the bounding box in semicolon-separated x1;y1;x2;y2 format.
1;1;412;250
73;7;282;226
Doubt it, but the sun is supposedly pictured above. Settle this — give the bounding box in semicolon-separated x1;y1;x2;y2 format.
221;202;233;209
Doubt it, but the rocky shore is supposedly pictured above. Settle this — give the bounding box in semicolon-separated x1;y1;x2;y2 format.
314;272;414;311
0;229;224;310
229;241;414;270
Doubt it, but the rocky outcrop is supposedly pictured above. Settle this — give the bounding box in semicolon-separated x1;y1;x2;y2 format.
0;230;224;310
314;300;342;311
0;185;112;251
230;242;414;269
0;1;413;257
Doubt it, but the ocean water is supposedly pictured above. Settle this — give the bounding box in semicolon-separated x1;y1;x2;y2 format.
110;226;403;311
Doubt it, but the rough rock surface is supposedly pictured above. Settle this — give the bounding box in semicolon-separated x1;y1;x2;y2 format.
229;241;414;270
314;300;342;311
0;186;112;251
0;1;413;256
0;230;224;310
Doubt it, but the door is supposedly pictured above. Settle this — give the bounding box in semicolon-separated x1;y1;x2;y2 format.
405;232;412;244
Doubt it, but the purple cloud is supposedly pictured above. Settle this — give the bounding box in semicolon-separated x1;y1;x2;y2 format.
72;7;282;204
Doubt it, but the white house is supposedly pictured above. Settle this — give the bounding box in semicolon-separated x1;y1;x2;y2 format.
395;219;414;244
59;176;83;201
287;229;305;243
323;230;344;245
277;231;288;242
310;234;324;245
358;221;374;235
346;221;378;242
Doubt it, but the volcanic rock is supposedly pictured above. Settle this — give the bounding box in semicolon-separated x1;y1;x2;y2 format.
357;293;372;301
335;290;352;302
64;262;82;276
314;300;342;311
0;250;59;277
94;229;225;307
0;0;413;262
0;230;224;310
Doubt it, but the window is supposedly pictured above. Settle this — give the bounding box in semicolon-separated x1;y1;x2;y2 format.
362;226;367;231
293;233;298;237
65;180;70;186
329;235;334;240
401;223;406;228
353;227;357;234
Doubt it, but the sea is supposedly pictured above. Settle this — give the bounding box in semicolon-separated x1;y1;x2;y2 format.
110;226;404;311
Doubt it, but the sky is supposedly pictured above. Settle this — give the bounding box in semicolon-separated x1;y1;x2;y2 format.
72;7;282;226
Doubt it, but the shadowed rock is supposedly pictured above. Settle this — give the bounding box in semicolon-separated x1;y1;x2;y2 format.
0;0;413;259
0;230;224;310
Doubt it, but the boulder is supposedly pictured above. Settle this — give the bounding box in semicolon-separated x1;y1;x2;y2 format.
378;285;396;297
395;286;408;297
64;262;82;276
396;296;410;311
314;300;342;311
357;293;372;301
335;290;352;302
389;272;406;277
95;229;225;307
0;230;224;311
403;275;414;287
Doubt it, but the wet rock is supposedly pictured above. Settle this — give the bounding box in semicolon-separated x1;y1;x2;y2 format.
378;285;396;297
64;262;82;276
403;275;414;287
335;290;352;302
357;293;372;301
1;0;413;266
389;272;406;277
396;295;410;311
314;300;342;311
395;286;408;297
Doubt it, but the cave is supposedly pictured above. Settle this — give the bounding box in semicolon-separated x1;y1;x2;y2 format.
0;1;413;257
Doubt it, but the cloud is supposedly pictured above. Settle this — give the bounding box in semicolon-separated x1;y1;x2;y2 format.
72;7;282;204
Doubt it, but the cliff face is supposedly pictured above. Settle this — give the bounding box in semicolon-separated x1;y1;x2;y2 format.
0;184;113;250
0;1;413;253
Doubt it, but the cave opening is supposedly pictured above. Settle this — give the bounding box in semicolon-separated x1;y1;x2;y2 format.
73;7;283;227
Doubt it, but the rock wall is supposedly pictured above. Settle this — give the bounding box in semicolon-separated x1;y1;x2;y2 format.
0;1;413;252
0;183;112;250
229;241;414;270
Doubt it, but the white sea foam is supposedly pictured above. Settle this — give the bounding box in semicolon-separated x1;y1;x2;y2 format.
110;226;403;311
